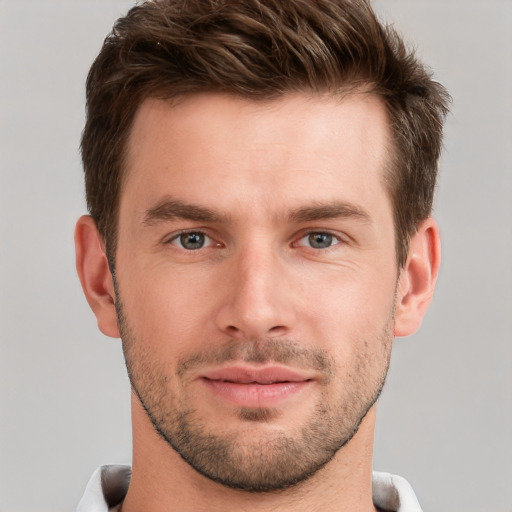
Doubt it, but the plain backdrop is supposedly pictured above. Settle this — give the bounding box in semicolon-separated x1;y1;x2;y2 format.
1;1;511;511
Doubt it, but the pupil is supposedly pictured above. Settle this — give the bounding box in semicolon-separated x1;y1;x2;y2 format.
309;233;332;249
181;232;204;250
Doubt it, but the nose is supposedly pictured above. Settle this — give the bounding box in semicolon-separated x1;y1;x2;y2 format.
215;245;296;341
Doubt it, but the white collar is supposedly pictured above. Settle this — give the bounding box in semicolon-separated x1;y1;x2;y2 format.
76;465;422;512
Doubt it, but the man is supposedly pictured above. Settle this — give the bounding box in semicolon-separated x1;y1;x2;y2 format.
74;0;449;510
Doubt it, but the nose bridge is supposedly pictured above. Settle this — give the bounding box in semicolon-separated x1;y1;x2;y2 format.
240;239;274;288
216;239;293;339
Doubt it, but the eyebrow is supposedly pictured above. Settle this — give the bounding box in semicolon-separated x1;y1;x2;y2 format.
143;197;231;226
288;201;371;224
143;197;371;227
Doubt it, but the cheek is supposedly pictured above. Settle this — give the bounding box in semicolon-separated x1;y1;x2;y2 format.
295;267;397;360
300;268;397;324
118;265;219;349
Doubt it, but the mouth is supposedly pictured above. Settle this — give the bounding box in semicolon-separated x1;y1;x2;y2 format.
199;366;314;407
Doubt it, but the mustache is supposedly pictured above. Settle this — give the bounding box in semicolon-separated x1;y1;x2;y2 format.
176;338;334;379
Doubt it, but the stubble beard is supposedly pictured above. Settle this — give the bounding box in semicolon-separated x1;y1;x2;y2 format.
115;287;394;493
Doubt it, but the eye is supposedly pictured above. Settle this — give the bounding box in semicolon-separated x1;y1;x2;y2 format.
297;232;341;250
169;231;211;250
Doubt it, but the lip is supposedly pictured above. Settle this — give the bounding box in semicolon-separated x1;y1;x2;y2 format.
199;365;314;407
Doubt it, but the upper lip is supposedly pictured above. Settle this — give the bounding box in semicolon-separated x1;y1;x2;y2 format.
201;365;313;384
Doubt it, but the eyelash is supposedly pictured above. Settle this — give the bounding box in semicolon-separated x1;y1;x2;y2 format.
165;229;345;252
166;230;218;251
295;231;343;250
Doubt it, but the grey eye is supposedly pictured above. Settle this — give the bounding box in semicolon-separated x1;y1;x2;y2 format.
307;233;334;249
178;232;206;250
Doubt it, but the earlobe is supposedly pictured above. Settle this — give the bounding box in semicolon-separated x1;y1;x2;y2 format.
394;217;441;337
74;215;120;338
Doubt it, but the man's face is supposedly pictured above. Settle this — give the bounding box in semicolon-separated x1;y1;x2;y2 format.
115;93;398;491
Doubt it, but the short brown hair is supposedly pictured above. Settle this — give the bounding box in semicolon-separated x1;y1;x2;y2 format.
81;0;450;267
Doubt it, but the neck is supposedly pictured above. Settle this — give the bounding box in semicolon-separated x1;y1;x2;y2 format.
121;394;379;512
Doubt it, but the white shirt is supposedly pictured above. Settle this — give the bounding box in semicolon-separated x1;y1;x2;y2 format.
76;465;423;512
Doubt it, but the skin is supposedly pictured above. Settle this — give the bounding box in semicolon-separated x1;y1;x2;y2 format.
75;92;440;512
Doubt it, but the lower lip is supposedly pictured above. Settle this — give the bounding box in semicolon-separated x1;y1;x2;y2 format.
201;379;312;407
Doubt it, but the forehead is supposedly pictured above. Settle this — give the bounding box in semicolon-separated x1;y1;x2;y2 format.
121;92;392;218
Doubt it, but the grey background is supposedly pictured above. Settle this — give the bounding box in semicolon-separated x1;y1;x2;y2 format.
0;0;510;510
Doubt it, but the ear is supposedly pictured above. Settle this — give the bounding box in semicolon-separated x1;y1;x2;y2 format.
75;215;120;338
394;217;441;337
